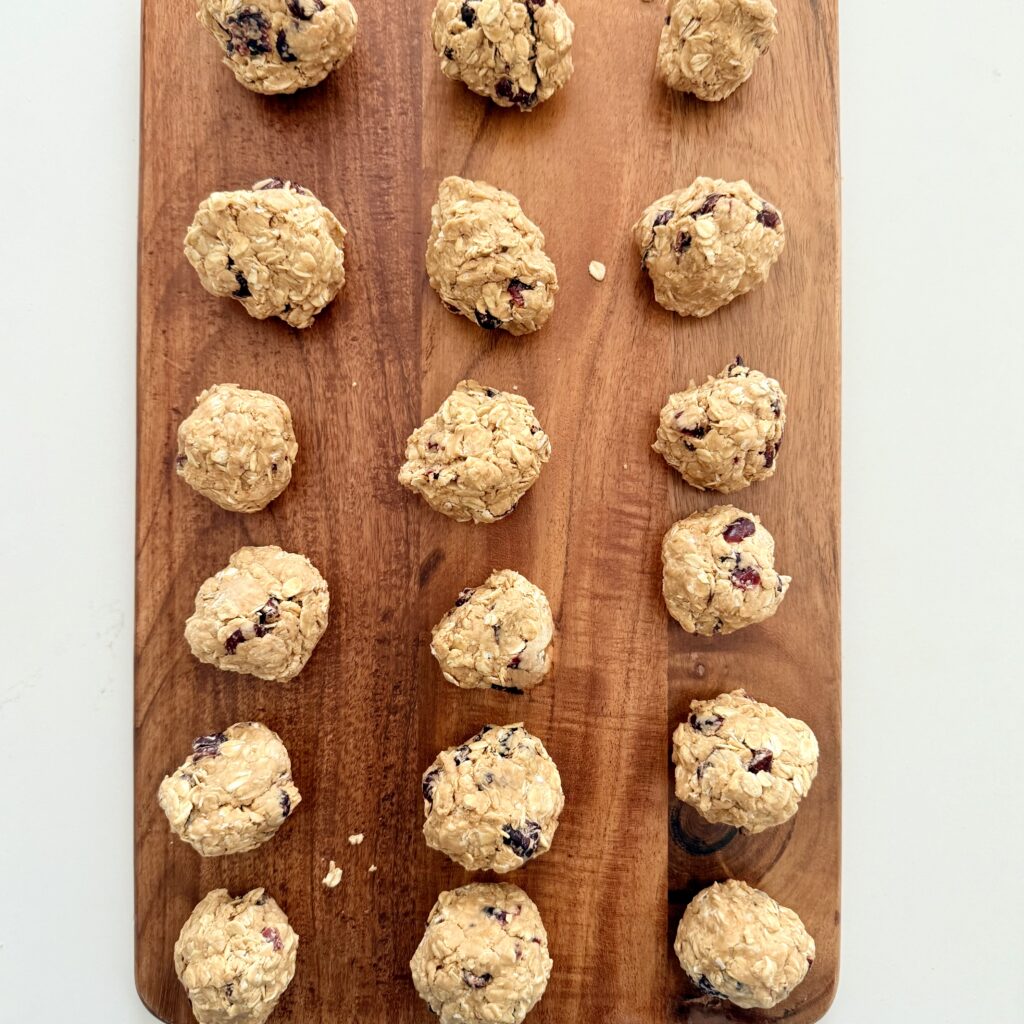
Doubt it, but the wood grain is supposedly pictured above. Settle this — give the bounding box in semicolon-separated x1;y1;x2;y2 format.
135;2;840;1022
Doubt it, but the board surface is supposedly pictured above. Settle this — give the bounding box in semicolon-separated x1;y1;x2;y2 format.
135;2;840;1021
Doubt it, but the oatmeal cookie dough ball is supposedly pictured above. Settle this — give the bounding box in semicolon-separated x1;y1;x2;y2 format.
398;380;551;524
197;0;358;95
426;176;558;335
185;545;329;682
634;177;784;317
175;887;298;1024
432;570;554;692
422;724;563;872
672;690;818;833
658;0;777;102
176;384;298;513
411;882;552;1024
184;178;346;329
675;880;815;1009
654;357;786;493
662;506;789;636
431;0;574;111
158;722;301;857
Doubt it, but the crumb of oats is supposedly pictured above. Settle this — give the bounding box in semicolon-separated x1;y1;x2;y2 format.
348;833;365;845
351;381;358;388
322;860;343;888
368;864;377;873
589;260;607;282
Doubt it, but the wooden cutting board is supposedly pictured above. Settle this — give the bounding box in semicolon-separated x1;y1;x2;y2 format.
135;1;840;1021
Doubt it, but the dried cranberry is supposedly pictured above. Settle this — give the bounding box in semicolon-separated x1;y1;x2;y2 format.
764;444;777;469
261;927;283;952
224;628;246;654
502;821;541;859
444;46;455;59
452;745;471;766
175;454;187;468
748;748;773;773
694;193;723;217
287;0;324;19
475;309;503;330
460;1;476;25
495;77;515;99
771;397;782;417
729;355;745;370
279;790;292;817
730;566;762;590
258;597;281;625
462;970;492;989
224;9;271;57
422;767;441;803
722;517;755;543
675;231;692;253
698;975;724;998
653;209;673;227
232;271;251;299
508;278;532;307
192;733;227;760
678;423;707;439
507;656;522;670
688;712;723;734
757;205;780;229
483;906;511;924
454;588;475;607
276;30;297;62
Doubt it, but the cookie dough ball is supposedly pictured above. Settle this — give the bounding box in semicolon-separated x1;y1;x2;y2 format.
158;722;301;856
176;384;299;513
184;178;346;329
658;0;777;101
175;887;298;1024
431;0;574;111
674;880;815;1009
422;723;563;872
411;883;552;1024
662;506;789;636
634;177;784;317
672;690;818;834
431;570;554;692
654;357;786;493
398;380;551;524
185;545;329;682
197;0;358;95
426;176;558;335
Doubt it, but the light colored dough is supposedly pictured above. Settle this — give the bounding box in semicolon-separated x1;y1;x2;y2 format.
658;0;777;101
662;505;789;636
176;384;298;513
431;569;554;692
410;882;552;1024
431;0;574;110
184;179;346;329
633;176;784;317
197;0;358;94
158;722;301;856
426;176;558;335
175;887;298;1024
653;358;785;493
398;380;551;524
672;690;818;833
422;723;563;872
674;879;815;1009
185;545;329;682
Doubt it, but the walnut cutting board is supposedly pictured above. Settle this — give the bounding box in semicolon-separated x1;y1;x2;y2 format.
134;1;840;1021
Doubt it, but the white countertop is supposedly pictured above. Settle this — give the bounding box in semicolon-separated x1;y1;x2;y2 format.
2;1;1022;1020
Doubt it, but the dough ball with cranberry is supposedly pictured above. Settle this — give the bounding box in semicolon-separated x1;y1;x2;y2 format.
410;882;552;1024
184;178;346;329
185;545;329;682
672;690;818;833
634;177;784;317
431;0;574;111
158;722;301;856
197;0;358;94
421;724;563;873
654;358;786;493
662;506;789;636
675;880;814;1009
175;887;298;1024
658;0;777;102
176;384;298;513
